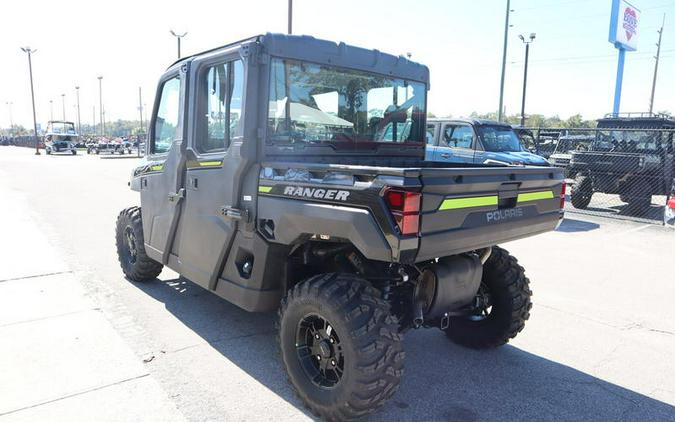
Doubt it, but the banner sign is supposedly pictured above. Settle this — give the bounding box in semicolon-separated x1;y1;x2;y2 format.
609;0;640;51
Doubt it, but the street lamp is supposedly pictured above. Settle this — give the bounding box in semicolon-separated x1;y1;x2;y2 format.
170;30;187;59
49;100;54;121
518;33;536;127
21;46;40;155
61;93;66;121
288;0;293;34
75;86;81;134
97;76;104;136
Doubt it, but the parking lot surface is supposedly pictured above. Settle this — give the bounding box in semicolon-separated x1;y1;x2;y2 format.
1;146;674;421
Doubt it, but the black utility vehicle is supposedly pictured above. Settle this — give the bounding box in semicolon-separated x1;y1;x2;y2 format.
115;34;564;420
570;113;675;211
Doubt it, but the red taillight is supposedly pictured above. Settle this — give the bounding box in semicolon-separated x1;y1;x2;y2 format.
668;197;675;210
560;181;567;209
385;189;421;236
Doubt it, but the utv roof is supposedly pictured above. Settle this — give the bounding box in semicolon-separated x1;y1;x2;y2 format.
169;33;430;85
428;118;511;127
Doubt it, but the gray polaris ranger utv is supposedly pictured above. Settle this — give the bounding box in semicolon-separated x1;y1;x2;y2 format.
116;34;564;420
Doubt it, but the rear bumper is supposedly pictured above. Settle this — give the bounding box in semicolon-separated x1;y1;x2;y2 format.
416;212;559;261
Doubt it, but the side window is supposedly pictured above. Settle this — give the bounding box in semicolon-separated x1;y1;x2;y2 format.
152;76;181;154
426;124;436;145
444;125;473;149
198;59;244;153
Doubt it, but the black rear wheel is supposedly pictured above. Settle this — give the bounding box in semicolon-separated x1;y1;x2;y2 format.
115;206;163;282
444;246;532;349
278;273;404;420
625;180;652;214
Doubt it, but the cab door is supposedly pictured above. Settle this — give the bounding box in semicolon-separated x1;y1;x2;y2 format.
434;124;476;163
140;67;188;264
176;55;248;290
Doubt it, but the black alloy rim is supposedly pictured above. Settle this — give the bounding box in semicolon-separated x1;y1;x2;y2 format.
295;313;344;388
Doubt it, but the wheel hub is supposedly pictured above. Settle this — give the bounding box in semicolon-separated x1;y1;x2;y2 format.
124;226;138;265
296;314;344;388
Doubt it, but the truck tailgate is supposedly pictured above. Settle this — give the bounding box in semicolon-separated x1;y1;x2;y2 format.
416;166;564;261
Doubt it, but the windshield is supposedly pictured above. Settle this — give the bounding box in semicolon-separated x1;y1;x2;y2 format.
594;130;666;153
267;58;426;145
478;126;522;152
49;122;76;134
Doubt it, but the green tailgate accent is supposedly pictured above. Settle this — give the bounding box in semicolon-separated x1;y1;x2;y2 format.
258;185;273;193
439;195;498;211
517;191;554;203
186;160;223;169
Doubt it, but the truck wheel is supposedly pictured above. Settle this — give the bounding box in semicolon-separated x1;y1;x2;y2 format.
71;149;77;155
445;246;532;349
278;273;404;420
115;206;163;282
625;181;651;213
571;175;592;209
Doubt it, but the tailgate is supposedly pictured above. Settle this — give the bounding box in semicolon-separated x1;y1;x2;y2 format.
416;166;564;261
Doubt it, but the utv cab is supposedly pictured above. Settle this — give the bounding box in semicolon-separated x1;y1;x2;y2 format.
569;113;675;211
114;33;564;420
44;121;79;155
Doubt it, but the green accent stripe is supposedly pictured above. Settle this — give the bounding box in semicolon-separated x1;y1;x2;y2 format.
517;191;554;203
149;164;164;172
439;196;498;211
258;185;273;193
198;160;223;167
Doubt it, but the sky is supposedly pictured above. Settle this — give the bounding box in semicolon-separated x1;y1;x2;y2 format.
2;0;675;130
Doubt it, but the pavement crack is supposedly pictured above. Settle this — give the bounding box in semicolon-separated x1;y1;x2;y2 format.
0;373;150;417
0;270;72;283
0;308;101;328
161;330;275;355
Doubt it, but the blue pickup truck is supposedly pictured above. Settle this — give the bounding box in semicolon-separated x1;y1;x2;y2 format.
426;119;549;166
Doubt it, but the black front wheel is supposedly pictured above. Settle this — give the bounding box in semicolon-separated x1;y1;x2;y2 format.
278;273;404;420
571;175;593;209
444;246;532;349
115;206;163;282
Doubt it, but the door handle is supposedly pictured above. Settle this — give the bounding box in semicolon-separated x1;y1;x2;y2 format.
440;153;450;158
168;188;185;203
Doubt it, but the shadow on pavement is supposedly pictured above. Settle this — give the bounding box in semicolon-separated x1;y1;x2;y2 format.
555;218;600;233
134;276;675;421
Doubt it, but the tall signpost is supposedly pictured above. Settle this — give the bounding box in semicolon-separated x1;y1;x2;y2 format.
609;0;640;116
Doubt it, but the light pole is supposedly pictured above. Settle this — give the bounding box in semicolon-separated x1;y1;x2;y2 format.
97;76;104;136
518;33;536;127
288;0;293;34
49;100;54;121
170;30;187;59
497;0;512;122
5;102;13;136
75;86;81;134
21;47;40;155
138;86;144;157
61;93;66;121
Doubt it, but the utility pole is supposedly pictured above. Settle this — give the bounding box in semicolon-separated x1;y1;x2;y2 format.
92;106;96;136
75;86;81;134
138;86;144;157
98;76;103;136
5;102;13;136
170;30;187;59
649;14;665;114
49;100;54;121
21;47;40;155
519;33;536;127
61;93;66;121
497;0;511;122
288;0;293;34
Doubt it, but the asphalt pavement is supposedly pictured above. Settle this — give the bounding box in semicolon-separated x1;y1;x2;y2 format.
1;146;674;421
